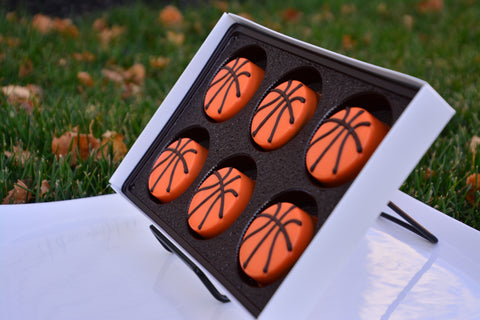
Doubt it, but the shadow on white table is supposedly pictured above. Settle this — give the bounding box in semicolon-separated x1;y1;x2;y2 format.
1;190;480;319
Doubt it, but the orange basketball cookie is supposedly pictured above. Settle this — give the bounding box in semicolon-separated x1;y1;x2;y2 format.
188;167;254;238
204;57;265;122
148;138;208;203
306;107;390;187
238;202;314;285
251;80;318;150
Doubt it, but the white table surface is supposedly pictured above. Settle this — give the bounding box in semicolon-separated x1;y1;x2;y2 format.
1;190;480;319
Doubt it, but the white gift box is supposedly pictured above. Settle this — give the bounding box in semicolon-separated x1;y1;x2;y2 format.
110;13;454;319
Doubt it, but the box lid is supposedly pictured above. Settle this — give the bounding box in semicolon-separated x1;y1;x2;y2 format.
110;13;454;318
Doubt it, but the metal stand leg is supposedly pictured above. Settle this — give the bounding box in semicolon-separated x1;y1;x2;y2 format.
381;201;438;244
149;225;230;303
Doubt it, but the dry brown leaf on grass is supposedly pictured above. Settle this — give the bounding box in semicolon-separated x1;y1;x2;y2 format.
53;18;79;37
281;8;301;22
58;58;68;66
166;31;185;45
97;131;128;162
92;17;108;32
51;130;76;159
470;135;480;154
31;14;78;37
39;180;51;198
77;71;94;87
403;15;415;30
466;173;480;206
2;85;31;102
1;179;51;204
51;127;100;165
2;180;33;204
342;34;356;50
101;68;124;83
26;84;43;98
417;0;443;13
19;59;34;77
121;83;142;99
102;63;145;98
123;63;146;85
73;51;95;62
149;56;170;69
98;25;126;46
424;168;434;179
159;5;184;27
32;14;55;34
1;84;43;112
4;144;33;166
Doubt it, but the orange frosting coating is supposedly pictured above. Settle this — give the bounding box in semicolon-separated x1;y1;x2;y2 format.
188;167;255;238
251;80;318;150
306;107;389;187
238;202;314;285
204;57;265;122
148;138;208;203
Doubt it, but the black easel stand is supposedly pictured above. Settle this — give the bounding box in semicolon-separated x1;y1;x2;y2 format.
149;201;437;303
381;201;438;244
149;225;230;303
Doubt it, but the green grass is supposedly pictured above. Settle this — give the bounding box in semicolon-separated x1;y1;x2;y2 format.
1;0;480;230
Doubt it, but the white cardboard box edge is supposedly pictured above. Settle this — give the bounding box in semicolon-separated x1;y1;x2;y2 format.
109;13;455;319
260;83;454;319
